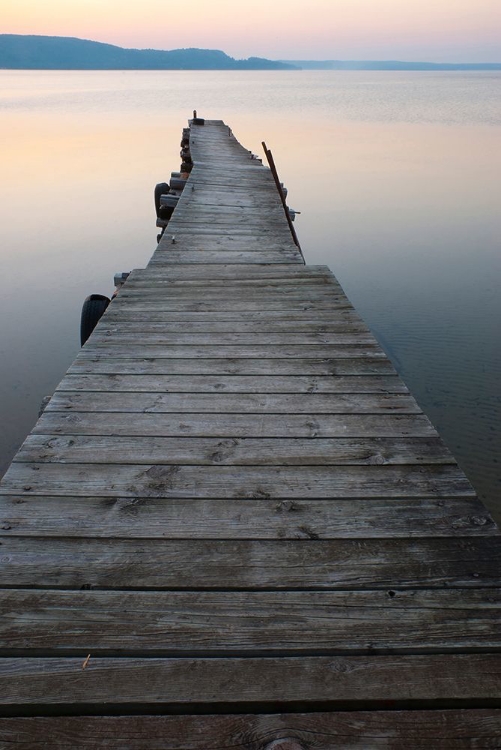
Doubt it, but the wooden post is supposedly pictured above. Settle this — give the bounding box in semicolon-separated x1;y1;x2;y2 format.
262;141;305;261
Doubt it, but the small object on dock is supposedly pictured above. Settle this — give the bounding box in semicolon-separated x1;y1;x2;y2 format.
113;272;130;288
171;235;176;244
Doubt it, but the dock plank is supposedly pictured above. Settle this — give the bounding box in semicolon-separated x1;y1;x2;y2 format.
2;655;501;707
32;412;436;438
0;496;494;539
0;538;498;589
3;589;501;655
0;463;473;499
44;391;419;413
78;345;385;359
15;435;453;466
2;711;501;749
56;373;406;393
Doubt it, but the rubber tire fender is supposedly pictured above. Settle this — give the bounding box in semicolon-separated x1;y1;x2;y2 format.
80;294;110;346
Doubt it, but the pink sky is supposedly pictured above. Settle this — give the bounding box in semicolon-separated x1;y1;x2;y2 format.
3;0;501;61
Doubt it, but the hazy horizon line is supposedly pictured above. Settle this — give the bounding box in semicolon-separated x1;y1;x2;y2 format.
2;33;500;66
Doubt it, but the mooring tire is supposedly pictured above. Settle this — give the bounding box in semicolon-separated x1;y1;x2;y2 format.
80;294;110;346
154;182;170;216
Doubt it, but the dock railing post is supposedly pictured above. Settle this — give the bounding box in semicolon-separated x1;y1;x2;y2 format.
262;141;305;262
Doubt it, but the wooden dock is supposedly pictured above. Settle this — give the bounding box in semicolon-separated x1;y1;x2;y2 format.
1;119;500;747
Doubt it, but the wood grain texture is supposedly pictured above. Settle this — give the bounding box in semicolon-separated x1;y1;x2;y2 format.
126;264;330;280
68;356;398;376
92;318;368;333
2;711;501;749
79;345;385;359
15;435;453;466
0;538;498;589
0;463;473;498
32;412;437;438
1;495;495;538
56;373;407;394
102;299;355;313
122;276;340;289
88;332;378;346
44;392;419;414
2;654;501;706
149;251;303;264
100;308;364;322
114;288;343;301
3;589;501;655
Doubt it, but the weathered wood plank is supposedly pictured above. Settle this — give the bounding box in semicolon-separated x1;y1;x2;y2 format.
15;436;453;466
2;463;473;499
152;240;300;254
0;537;498;589
122;275;338;289
166;214;286;226
115;286;342;299
105;300;354;314
32;412;436;438
3;590;501;655
128;264;331;280
79;345;384;359
2;655;501;707
1;496;494;538
100;308;363;323
95;318;367;333
88;332;378;347
157;225;293;236
2;711;501;749
68;356;398;376
57;374;406;394
151;233;295;244
150;251;303;264
45;392;419;414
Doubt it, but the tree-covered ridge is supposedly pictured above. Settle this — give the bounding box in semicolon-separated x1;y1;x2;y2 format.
0;35;296;70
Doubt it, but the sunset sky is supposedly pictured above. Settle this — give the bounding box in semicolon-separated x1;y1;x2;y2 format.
2;0;501;62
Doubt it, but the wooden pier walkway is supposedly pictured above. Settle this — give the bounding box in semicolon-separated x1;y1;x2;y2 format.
1;119;500;747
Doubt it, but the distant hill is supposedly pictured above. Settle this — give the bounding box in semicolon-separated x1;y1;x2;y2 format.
283;60;501;71
0;35;296;70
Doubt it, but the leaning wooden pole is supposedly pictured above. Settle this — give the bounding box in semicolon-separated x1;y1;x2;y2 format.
262;140;304;258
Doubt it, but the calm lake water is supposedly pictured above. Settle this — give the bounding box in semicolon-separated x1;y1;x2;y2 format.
0;70;500;519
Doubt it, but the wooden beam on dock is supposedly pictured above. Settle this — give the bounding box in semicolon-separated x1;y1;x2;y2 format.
0;119;500;746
